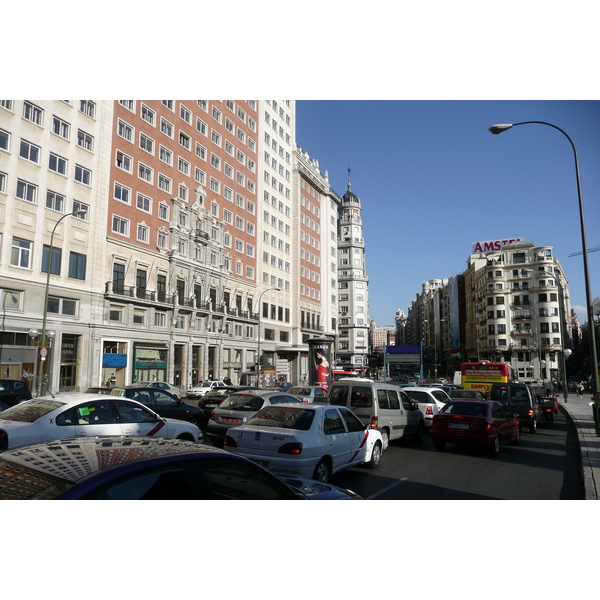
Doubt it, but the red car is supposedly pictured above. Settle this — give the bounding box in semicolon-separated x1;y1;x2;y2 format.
430;400;520;454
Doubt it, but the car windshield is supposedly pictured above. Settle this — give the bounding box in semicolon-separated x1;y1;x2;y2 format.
218;394;265;411
246;406;315;430
0;400;64;423
440;402;488;417
288;387;311;395
404;391;434;403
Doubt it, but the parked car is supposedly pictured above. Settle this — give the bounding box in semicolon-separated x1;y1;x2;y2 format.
0;437;362;500
448;389;486;400
402;386;451;427
287;385;329;403
199;386;260;422
488;383;543;433
108;386;207;428
0;380;32;408
277;382;293;391
0;393;201;451
225;403;383;483
328;378;425;447
430;399;520;453
206;390;302;446
129;381;181;398
186;381;226;399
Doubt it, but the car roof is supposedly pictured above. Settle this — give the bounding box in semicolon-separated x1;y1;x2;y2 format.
35;392;149;409
0;437;236;489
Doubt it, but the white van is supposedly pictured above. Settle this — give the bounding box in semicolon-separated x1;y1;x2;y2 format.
328;378;425;448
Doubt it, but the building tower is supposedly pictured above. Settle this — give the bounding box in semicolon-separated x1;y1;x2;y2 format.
336;170;370;372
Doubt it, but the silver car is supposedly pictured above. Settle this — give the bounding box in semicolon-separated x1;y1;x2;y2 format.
286;385;329;403
402;387;451;427
205;390;302;446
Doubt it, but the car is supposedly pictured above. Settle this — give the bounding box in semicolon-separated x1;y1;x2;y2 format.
448;389;486;400
225;403;383;483
206;390;302;446
328;378;426;446
186;381;226;399
84;386;112;395
286;385;329;403
488;383;543;433
277;382;293;391
525;379;559;421
0;379;33;408
198;386;260;422
129;381;181;398
430;399;520;453
108;386;207;428
0;437;362;500
0;393;202;451
402;386;451;427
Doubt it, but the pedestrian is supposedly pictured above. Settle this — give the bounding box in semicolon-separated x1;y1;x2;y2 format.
577;382;584;397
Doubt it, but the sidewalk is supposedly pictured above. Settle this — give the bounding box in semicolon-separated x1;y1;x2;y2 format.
560;392;600;500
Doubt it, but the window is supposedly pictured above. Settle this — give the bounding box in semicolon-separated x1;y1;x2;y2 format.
158;173;171;193
0;128;9;151
140;104;155;125
11;237;32;268
117;119;133;142
46;190;65;212
47;296;77;316
48;152;67;175
160;118;173;138
79;100;95;118
154;312;167;327
109;305;124;322
112;215;129;236
73;200;89;221
42;244;61;274
68;251;87;280
19;139;40;163
52;116;70;139
180;104;191;123
23;101;43;125
115;150;132;172
75;164;91;185
136;192;151;213
133;309;146;325
114;183;131;204
16;179;37;203
138;162;153;183
77;129;93;151
137;224;149;243
140;133;154;154
179;131;191;150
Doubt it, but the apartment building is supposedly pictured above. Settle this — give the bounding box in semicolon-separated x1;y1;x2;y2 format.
0;100;113;392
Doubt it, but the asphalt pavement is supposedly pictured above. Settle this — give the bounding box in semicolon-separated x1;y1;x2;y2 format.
561;391;600;500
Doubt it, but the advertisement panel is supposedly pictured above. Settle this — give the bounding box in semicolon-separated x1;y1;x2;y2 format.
307;338;332;391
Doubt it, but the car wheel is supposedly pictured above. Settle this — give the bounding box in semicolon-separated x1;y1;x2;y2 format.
313;459;331;483
176;433;195;442
381;429;389;450
368;441;382;470
434;440;446;451
512;427;521;445
490;434;500;454
414;421;425;444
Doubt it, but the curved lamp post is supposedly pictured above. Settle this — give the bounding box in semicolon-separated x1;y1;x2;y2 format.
255;287;281;387
489;122;599;433
36;210;86;396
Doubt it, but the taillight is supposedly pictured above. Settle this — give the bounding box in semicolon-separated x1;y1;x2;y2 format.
223;436;237;448
278;442;302;455
371;416;378;428
426;406;433;415
0;430;8;451
210;410;215;421
528;409;534;417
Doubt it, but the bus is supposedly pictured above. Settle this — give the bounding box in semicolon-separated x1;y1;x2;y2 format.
332;369;360;381
460;362;517;396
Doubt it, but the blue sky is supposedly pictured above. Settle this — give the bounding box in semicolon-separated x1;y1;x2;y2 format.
295;101;600;326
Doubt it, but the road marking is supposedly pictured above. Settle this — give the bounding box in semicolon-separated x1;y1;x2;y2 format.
367;477;408;499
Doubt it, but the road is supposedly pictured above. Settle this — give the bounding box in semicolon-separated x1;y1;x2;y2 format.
195;398;584;500
330;405;584;500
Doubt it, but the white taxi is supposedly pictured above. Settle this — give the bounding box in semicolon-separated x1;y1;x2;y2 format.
0;393;202;451
224;403;383;483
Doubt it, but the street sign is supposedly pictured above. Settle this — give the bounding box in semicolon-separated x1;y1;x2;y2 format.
40;347;48;358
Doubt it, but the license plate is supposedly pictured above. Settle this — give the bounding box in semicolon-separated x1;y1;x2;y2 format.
448;423;469;429
222;418;240;424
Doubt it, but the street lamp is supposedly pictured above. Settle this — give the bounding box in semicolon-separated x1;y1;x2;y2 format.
35;209;86;397
489;121;600;433
255;287;281;387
